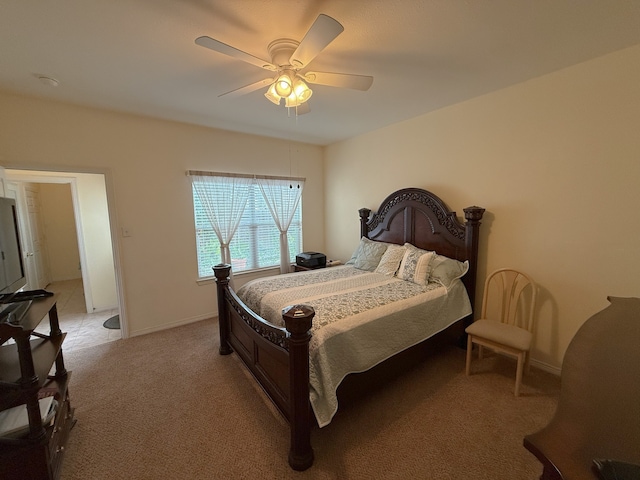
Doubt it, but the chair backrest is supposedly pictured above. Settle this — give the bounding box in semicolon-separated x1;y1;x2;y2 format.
480;268;536;332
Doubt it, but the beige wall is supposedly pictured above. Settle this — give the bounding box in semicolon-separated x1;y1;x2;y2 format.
3;44;637;369
0;94;324;336
73;172;118;312
39;183;81;282
325;44;640;372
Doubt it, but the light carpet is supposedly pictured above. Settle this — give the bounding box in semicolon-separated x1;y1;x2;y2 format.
59;318;559;479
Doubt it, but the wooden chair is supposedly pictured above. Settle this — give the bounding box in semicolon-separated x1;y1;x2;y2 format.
465;268;537;396
523;296;640;480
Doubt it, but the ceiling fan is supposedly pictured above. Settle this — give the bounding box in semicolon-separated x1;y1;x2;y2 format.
195;14;373;113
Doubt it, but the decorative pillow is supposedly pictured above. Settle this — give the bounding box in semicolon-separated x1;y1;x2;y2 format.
353;237;389;271
428;254;469;289
374;244;406;276
397;243;434;286
345;241;361;265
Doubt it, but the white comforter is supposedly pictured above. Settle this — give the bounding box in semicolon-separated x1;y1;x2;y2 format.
237;265;472;427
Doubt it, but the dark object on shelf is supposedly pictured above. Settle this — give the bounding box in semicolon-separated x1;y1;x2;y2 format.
296;252;326;269
0;300;33;325
103;315;120;330
593;459;640;480
0;290;54;326
524;296;640;480
0;289;54;304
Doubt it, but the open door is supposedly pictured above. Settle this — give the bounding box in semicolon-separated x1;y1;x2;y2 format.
4;182;50;290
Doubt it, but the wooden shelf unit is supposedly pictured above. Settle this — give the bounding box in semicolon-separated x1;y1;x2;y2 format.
0;294;75;480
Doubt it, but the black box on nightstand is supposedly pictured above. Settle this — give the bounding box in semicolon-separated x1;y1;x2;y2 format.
295;252;326;268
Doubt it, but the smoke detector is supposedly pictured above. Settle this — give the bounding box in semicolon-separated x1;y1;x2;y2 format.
37;75;60;87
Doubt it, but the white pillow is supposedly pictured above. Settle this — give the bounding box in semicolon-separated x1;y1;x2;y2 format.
428;254;469;288
375;244;406;276
353;237;389;271
397;243;434;286
345;242;361;265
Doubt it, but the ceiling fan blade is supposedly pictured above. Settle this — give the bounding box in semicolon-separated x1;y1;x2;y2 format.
218;77;275;98
195;36;277;71
289;14;344;68
304;71;373;91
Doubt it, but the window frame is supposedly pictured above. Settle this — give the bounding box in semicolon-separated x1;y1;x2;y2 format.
190;171;304;279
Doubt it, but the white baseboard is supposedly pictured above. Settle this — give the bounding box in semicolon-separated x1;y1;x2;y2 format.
129;312;215;338
91;304;119;314
530;358;561;376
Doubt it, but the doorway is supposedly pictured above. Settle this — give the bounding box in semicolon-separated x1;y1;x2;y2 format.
4;169;124;349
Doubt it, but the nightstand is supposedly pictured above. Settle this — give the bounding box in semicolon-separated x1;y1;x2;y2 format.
293;264;323;272
292;260;342;272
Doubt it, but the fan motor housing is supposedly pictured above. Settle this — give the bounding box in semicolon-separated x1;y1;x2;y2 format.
268;38;299;67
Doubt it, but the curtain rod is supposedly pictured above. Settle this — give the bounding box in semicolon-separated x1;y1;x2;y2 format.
186;170;305;183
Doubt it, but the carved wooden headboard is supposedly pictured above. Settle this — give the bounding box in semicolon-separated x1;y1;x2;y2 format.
358;187;485;315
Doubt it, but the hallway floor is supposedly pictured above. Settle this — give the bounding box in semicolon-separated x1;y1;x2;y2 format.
36;278;120;352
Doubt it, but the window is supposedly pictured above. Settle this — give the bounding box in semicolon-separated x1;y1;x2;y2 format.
191;175;302;278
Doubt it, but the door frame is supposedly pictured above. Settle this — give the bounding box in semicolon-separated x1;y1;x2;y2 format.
4;168;128;339
10;177;92;310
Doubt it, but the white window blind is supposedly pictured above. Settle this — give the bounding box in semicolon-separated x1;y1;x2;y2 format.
190;172;303;278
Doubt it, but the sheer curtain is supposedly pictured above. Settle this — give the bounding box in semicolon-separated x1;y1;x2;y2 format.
256;176;305;274
189;172;253;278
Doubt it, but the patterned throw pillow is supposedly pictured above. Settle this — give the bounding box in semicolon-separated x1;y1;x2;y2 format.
353;237;389;271
397;243;434;285
374;244;407;276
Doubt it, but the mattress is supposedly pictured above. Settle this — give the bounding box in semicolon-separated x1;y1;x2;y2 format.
237;265;472;427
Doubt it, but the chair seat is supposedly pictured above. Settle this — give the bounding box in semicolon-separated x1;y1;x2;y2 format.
466;319;532;351
465;268;536;396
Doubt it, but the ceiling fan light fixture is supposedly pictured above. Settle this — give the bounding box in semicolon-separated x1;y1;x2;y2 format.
292;77;313;103
274;71;294;97
268;71;312;108
264;83;282;105
284;95;301;108
284;76;313;107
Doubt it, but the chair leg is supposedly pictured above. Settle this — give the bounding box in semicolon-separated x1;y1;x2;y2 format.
524;350;531;375
515;351;524;397
465;335;473;376
478;344;484;360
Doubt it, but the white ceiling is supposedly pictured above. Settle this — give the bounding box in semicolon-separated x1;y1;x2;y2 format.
2;1;640;146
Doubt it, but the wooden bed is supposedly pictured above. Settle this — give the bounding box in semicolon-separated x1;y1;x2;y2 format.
213;187;485;470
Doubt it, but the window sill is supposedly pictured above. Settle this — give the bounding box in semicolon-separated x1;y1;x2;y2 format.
196;265;281;286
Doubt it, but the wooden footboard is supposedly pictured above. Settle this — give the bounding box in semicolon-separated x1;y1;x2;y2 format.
213;264;315;471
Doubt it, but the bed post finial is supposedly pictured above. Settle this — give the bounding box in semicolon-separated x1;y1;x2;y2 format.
213;264;234;355
463;206;485;319
282;304;315;471
359;208;371;238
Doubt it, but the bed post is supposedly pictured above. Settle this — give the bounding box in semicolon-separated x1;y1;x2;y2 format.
213;264;233;355
463;206;485;320
359;208;371;238
282;304;315;471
